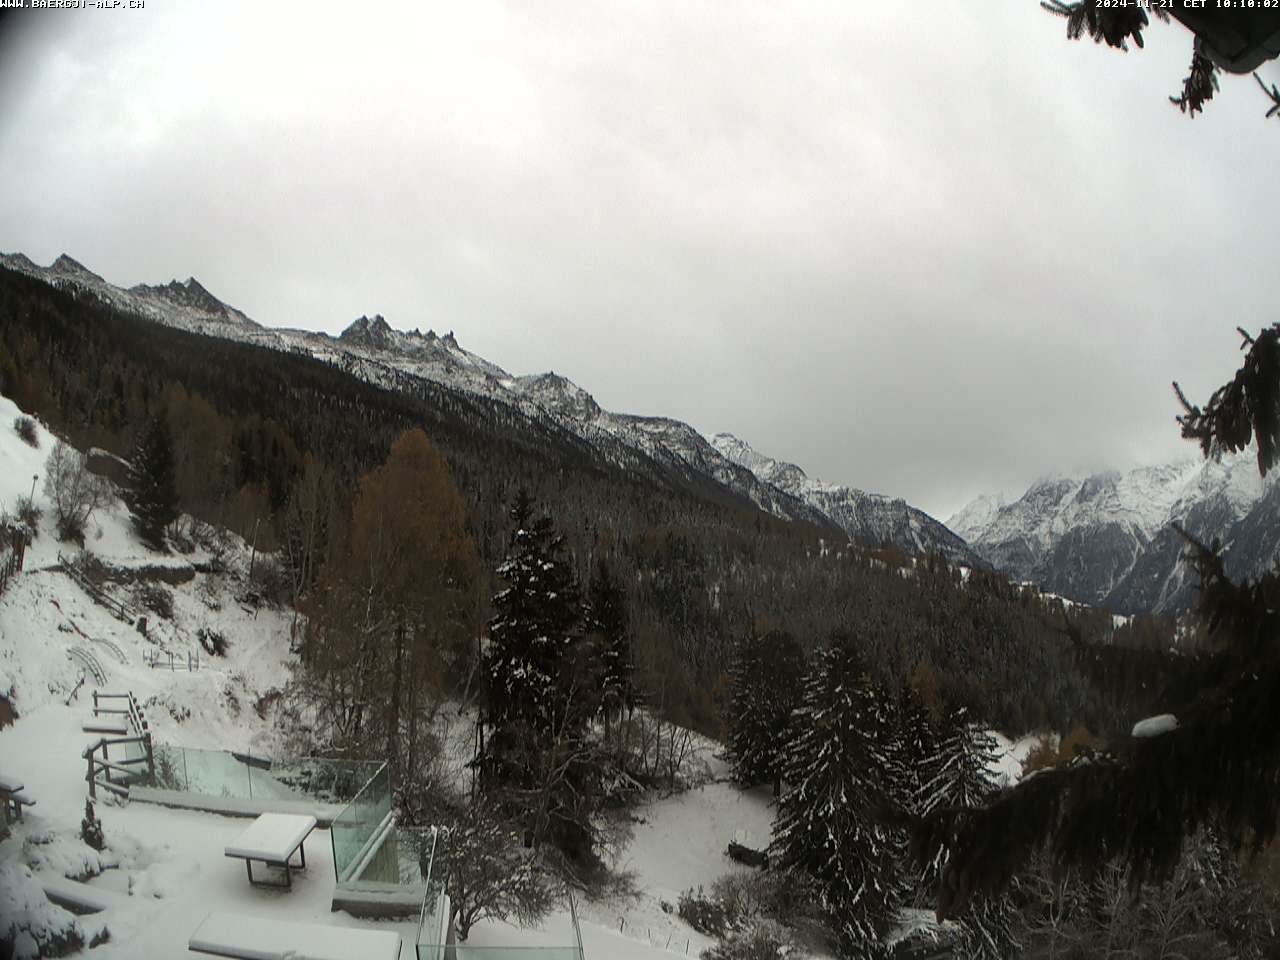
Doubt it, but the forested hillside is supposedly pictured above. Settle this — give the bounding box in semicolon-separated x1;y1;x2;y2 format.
0;264;1123;738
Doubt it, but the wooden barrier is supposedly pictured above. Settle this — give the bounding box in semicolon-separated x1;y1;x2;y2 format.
0;525;25;596
84;692;154;797
58;553;136;624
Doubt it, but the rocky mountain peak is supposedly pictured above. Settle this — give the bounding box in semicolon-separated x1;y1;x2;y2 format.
160;277;227;314
339;314;396;349
51;254;105;284
515;371;602;420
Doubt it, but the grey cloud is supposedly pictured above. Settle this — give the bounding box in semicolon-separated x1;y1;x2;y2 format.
1;2;1276;520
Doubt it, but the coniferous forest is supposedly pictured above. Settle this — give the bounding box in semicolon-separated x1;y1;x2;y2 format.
0;264;1126;739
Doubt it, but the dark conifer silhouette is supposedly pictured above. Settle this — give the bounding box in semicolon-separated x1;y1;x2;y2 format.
1041;2;1279;119
909;704;1015;959
727;628;806;796
123;414;178;550
587;557;634;731
913;324;1280;923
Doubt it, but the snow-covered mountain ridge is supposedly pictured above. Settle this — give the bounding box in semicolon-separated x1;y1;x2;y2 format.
712;433;975;563
950;455;1278;615
1;251;976;563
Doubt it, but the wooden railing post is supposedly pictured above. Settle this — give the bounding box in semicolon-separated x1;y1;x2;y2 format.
146;732;154;782
87;748;96;799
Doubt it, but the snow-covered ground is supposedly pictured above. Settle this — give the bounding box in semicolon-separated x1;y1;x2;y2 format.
0;398;803;960
0;395;1032;959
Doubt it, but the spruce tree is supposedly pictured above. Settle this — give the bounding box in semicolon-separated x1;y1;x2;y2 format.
123;414;178;550
770;632;905;956
587;557;633;731
911;705;1015;959
484;491;587;742
892;681;939;814
727;628;805;795
915;706;998;818
480;491;596;858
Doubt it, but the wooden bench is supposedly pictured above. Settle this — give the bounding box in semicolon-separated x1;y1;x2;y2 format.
224;812;316;889
188;911;402;960
0;777;35;822
82;717;130;736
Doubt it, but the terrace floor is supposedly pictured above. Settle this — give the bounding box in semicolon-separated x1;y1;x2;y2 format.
1;699;422;957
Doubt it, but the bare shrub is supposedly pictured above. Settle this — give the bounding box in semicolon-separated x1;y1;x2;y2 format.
247;556;290;606
701;920;790;960
678;886;736;938
43;441;111;544
12;416;38;448
14;496;41;537
138;584;174;620
80;799;105;852
197;627;230;657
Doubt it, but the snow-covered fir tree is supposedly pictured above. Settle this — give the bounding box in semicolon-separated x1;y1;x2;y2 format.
727;628;805;795
123;414;178;550
482;490;587;742
910;704;1016;960
891;681;939;812
915;705;999;817
478;491;599;859
770;632;906;957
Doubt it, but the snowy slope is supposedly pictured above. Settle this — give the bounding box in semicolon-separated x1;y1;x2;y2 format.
2;252;971;557
0;395;298;745
950;454;1275;614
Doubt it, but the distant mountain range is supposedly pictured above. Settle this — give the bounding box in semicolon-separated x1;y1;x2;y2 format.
0;252;978;566
13;252;1273;613
950;455;1279;615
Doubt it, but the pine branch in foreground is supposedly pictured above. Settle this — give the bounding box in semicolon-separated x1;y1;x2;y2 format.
914;325;1280;921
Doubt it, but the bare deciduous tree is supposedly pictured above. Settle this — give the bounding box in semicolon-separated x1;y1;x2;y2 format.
43;440;110;543
426;797;558;942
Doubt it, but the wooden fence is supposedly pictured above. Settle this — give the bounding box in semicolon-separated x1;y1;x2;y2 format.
58;552;136;624
143;648;201;671
84;692;154;799
0;524;27;596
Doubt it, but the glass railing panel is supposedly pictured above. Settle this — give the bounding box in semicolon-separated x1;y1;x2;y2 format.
330;763;392;883
144;747;382;804
450;947;583;960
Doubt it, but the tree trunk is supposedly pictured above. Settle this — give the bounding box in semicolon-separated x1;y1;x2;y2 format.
387;619;405;781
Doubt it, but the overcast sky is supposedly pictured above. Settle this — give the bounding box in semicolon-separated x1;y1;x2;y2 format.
1;3;1276;521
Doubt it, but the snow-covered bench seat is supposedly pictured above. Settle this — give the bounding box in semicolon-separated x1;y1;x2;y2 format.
42;875;129;915
224;812;316;889
82;717;130;735
188;911;402;960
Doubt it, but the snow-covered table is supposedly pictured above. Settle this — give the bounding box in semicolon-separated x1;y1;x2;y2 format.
223;812;316;889
188;911;402;960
